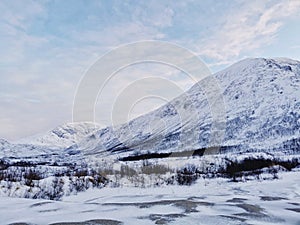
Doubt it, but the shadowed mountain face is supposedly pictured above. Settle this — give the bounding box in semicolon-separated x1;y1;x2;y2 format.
72;58;300;157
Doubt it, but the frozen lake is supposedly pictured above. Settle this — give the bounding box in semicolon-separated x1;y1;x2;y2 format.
1;170;299;225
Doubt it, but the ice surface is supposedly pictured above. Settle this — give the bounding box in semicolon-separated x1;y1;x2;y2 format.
0;170;299;225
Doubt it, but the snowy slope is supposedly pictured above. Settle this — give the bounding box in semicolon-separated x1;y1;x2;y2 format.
15;122;101;148
0;139;9;150
75;58;300;157
0;122;100;159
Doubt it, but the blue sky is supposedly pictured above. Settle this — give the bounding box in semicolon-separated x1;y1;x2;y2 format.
1;0;300;140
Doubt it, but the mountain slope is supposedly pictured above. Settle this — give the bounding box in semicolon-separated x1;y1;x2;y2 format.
75;58;300;157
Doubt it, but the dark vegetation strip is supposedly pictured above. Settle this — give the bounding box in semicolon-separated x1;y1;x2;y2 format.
119;145;246;161
119;148;209;161
175;157;300;184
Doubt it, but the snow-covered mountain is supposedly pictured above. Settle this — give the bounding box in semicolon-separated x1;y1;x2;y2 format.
1;58;299;200
0;122;101;159
74;58;300;158
2;57;299;163
15;122;100;148
0;123;106;200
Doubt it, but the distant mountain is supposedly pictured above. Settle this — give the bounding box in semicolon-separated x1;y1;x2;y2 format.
0;123;106;200
15;122;100;148
1;122;100;159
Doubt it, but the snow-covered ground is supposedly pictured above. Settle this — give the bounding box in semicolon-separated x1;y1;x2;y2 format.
1;170;299;225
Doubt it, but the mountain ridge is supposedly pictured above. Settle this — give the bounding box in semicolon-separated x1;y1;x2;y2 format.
71;57;300;158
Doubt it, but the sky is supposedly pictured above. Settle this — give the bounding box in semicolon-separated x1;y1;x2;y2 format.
1;0;300;141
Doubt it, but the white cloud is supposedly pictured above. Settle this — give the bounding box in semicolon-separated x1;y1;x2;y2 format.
0;0;44;30
70;22;165;48
0;0;48;64
197;0;300;63
291;45;300;49
132;2;175;28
